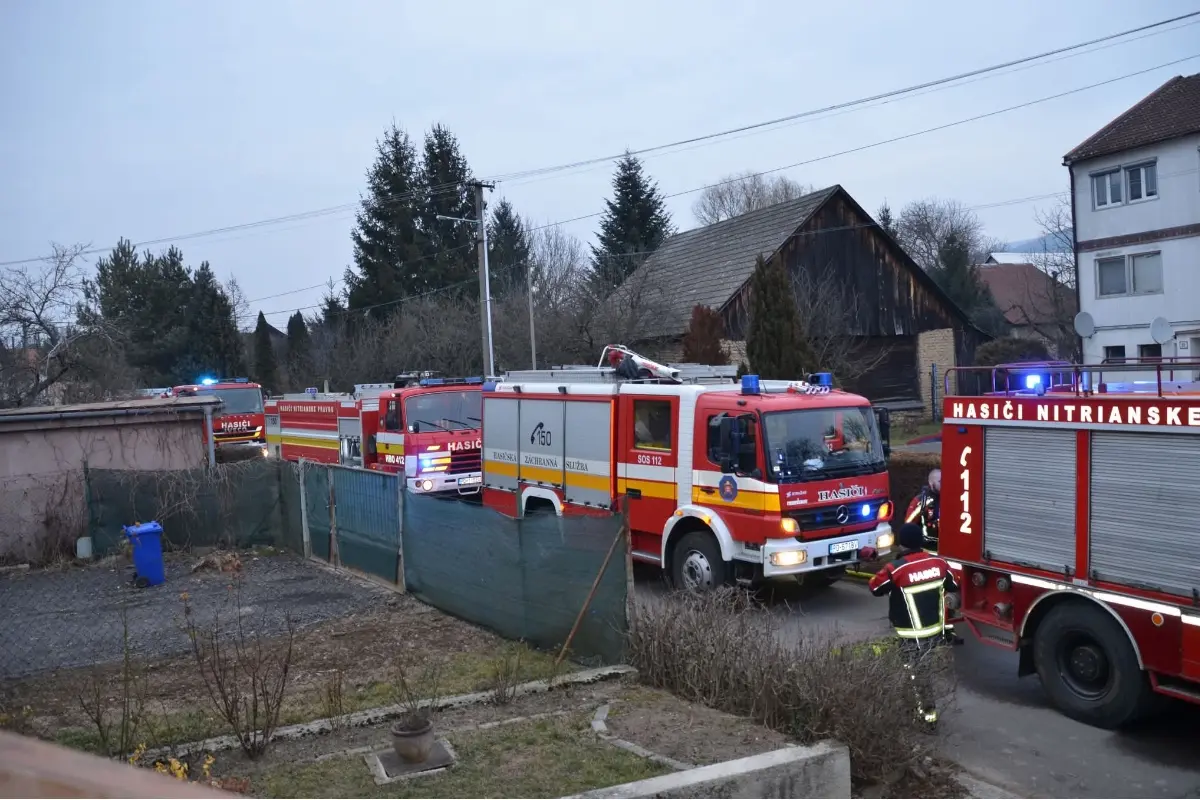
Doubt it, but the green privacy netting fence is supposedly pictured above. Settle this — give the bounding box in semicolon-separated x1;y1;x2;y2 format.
85;458;628;665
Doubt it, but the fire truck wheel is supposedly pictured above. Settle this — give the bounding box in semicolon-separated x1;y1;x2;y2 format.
671;531;727;592
1032;601;1150;729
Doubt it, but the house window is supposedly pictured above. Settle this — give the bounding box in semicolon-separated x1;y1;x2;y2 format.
1095;252;1163;297
1126;162;1157;201
1092;170;1122;207
1097;256;1127;296
1103;345;1126;363
1130;252;1163;293
633;400;671;451
1139;343;1162;362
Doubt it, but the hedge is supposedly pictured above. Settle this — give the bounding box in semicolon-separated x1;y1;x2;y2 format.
887;450;941;523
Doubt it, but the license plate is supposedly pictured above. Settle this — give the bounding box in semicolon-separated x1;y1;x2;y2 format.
829;540;857;554
458;475;482;486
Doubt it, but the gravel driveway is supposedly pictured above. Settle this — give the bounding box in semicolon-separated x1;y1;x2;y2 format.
0;553;389;680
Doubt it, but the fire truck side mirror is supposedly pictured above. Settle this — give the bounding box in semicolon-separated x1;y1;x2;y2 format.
408;422;419;433
873;407;891;459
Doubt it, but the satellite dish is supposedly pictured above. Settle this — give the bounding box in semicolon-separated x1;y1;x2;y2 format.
1150;316;1173;345
1074;311;1096;338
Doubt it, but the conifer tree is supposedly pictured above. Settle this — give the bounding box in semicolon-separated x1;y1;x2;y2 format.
745;255;813;380
252;312;279;390
347;124;427;316
418;124;476;290
590;152;674;291
681;305;729;365
487;199;532;294
285;311;312;389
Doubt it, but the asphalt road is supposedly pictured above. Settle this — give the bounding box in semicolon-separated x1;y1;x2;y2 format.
637;572;1200;799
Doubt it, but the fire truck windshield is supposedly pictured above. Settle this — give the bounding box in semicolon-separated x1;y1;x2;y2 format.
405;390;481;432
762;406;885;483
201;387;263;415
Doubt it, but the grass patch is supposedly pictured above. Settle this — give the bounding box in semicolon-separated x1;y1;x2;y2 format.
893;420;942;442
52;643;573;754
244;713;666;798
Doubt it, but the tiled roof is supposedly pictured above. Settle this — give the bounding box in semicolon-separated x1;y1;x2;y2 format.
618;187;838;338
1063;73;1200;163
978;262;1075;327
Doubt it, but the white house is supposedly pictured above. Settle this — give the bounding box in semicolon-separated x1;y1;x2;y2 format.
1064;73;1200;378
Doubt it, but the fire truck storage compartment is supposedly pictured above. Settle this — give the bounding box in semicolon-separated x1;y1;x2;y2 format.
983;427;1077;572
265;412;281;459
1090;432;1200;598
518;399;566;488
562;400;613;507
483;396;520;492
337;415;363;466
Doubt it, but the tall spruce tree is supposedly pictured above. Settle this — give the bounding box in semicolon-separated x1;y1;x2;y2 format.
590;152;673;291
186;263;245;379
930;233;1007;336
486;199;532;294
285;311;312;390
877;201;896;238
86;239;242;385
745;255;813;380
252;312;280;390
347;124;427;316
418;124;476;290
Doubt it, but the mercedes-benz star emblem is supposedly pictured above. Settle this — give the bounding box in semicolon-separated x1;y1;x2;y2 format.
835;505;850;524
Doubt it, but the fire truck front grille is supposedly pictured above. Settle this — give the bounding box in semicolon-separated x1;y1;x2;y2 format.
789;498;886;532
449;449;481;475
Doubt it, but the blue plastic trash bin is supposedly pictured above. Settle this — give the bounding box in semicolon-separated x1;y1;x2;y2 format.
124;521;165;587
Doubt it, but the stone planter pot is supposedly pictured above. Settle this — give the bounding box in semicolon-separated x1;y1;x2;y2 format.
390;717;435;764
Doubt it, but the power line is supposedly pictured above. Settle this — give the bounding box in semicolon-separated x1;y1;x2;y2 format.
487;12;1200;182
3;12;1197;269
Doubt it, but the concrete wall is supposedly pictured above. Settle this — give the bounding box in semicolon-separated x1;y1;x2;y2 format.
566;742;851;799
917;327;957;416
0;415;208;563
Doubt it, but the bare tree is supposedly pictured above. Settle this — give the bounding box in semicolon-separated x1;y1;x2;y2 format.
1013;196;1078;358
693;171;815;226
225;276;252;331
790;261;891;382
894;198;1003;271
0;244;121;408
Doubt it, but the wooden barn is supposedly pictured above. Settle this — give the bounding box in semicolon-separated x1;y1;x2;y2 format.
618;185;987;411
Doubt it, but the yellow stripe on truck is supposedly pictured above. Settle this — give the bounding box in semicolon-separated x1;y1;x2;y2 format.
485;459;611;492
281;435;339;450
617;478;675;500
692;487;781;512
377;441;405;456
485;459;518;477
566;471;611;492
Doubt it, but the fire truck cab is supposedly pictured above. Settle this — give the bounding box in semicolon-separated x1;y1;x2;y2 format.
481;349;895;589
265;376;483;495
941;359;1200;728
374;377;484;495
172;377;266;457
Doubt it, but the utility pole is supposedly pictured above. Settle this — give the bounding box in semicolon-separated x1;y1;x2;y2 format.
471;181;496;377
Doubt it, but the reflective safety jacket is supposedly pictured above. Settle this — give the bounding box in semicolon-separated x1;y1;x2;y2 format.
905;487;940;552
868;551;959;640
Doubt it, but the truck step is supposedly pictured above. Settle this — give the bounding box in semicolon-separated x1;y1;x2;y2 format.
1153;675;1200;704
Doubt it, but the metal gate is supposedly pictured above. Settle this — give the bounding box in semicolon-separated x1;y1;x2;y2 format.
1090;432;1200;598
983;427;1077;573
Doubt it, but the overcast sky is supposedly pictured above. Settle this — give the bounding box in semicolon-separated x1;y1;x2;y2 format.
2;0;1198;328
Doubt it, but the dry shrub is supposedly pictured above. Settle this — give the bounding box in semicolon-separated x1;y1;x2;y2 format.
488;646;523;706
628;589;956;789
320;666;348;731
183;588;295;758
77;604;147;757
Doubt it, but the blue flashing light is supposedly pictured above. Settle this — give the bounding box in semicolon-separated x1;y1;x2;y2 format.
741;374;761;395
232;377;249;383
813;372;833;387
419;378;445;387
200;377;217;386
482;380;498;392
465;377;483;385
861;504;871;519
1024;374;1043;390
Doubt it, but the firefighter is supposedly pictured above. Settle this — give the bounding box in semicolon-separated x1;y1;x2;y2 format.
905;468;941;552
866;522;959;726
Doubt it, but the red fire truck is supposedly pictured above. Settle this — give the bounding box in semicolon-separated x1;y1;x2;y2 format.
172;377;267;457
264;377;484;495
939;359;1200;728
481;348;896;589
